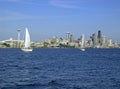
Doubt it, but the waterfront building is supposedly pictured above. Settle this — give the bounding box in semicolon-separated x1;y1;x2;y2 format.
108;39;113;47
74;40;79;48
66;32;70;42
114;41;119;48
1;38;17;48
86;38;93;48
32;41;44;48
92;33;98;48
70;34;74;42
101;36;107;48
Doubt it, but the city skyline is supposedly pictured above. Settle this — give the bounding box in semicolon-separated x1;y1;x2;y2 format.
0;30;119;48
0;0;120;42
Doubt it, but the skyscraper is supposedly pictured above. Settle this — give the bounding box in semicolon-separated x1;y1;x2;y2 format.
98;30;102;45
70;34;74;42
102;36;106;48
92;33;97;48
66;32;70;42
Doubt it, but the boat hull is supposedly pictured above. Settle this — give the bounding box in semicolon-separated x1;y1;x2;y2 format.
80;48;85;51
21;48;33;52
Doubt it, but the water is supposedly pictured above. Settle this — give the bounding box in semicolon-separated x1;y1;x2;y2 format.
0;48;120;89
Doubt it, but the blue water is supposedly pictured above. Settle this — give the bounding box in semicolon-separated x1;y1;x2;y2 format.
0;48;120;89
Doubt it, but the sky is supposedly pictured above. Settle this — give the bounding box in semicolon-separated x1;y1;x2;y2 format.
0;0;120;42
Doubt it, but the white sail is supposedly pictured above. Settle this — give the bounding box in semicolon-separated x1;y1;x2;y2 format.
21;27;33;52
81;34;84;48
80;34;85;51
24;28;30;48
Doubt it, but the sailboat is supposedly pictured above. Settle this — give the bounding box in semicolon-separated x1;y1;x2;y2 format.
80;34;85;51
21;28;33;52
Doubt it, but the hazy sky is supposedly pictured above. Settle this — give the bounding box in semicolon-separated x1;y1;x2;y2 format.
0;0;120;42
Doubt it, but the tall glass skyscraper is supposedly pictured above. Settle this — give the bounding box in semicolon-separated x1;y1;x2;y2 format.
98;30;102;45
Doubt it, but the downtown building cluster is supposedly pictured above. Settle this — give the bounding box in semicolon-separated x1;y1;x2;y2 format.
32;30;119;48
85;30;119;48
0;30;119;48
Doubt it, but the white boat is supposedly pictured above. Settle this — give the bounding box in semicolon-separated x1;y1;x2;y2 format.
21;28;33;52
80;34;85;51
80;48;85;51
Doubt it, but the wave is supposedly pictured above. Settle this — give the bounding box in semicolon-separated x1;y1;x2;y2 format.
1;79;83;89
1;83;43;89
